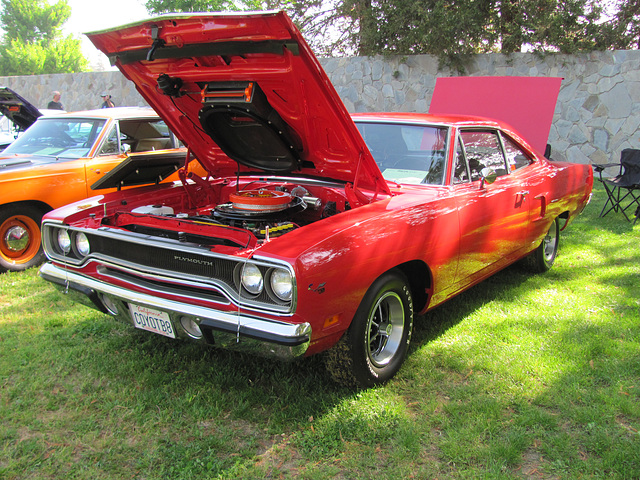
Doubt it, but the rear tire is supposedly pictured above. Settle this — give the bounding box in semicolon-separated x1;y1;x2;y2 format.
326;270;414;388
0;205;45;272
522;217;559;273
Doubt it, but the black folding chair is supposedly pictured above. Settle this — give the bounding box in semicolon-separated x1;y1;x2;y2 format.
594;149;640;222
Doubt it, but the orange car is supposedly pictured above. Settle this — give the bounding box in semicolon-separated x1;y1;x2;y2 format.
0;106;203;272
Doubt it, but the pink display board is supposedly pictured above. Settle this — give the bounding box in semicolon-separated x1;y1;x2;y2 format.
429;76;563;154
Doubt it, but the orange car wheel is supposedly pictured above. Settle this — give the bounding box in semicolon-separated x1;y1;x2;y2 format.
0;206;45;272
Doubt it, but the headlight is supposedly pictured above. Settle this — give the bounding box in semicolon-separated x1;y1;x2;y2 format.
270;268;293;301
57;229;71;254
241;263;263;295
75;232;90;257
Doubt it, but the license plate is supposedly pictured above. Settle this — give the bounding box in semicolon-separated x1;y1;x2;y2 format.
129;303;175;339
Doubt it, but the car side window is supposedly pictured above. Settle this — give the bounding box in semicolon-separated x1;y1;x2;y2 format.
120;119;176;152
453;138;470;184
98;126;120;156
502;134;532;171
459;130;508;181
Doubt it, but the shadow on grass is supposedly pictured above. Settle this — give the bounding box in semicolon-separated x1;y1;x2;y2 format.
67;313;348;425
583;182;640;234
81;261;536;421
411;263;533;349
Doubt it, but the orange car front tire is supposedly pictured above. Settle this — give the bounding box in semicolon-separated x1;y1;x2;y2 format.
0;206;46;272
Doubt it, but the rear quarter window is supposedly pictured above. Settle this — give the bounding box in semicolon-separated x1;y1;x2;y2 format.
502;134;532;171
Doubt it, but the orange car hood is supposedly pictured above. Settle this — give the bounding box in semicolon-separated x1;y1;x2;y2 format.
86;11;390;196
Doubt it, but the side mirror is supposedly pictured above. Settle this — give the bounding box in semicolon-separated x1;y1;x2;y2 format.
479;167;497;189
121;143;131;154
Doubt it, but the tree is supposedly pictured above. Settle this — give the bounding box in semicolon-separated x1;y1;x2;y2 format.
288;0;621;70
144;0;275;14
142;0;637;72
601;0;640;49
0;0;87;75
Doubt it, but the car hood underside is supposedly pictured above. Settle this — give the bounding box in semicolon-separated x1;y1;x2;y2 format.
86;11;390;196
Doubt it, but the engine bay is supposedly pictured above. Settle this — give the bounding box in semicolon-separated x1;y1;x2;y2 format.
97;177;354;252
210;187;315;240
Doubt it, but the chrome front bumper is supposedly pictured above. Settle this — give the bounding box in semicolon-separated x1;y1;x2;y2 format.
39;263;311;359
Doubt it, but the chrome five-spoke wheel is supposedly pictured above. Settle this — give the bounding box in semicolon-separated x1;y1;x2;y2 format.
326;270;414;388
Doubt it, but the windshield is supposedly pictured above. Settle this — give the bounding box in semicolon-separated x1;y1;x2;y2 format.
356;122;449;185
3;118;107;159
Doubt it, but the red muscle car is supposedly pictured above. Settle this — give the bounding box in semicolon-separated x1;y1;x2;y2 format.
38;12;593;387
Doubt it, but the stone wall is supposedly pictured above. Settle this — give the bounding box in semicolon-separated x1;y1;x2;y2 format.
324;50;640;167
2;49;639;168
0;71;148;112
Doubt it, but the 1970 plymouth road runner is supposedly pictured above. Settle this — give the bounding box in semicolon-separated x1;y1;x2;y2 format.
39;11;593;387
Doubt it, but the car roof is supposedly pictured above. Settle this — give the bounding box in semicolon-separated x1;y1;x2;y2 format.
38;106;159;120
350;111;503;127
350;111;535;154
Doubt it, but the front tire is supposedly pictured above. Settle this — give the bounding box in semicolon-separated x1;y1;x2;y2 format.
0;205;45;272
326;270;414;388
522;217;559;273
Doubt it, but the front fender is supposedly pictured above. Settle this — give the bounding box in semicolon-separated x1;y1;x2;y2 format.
259;192;459;345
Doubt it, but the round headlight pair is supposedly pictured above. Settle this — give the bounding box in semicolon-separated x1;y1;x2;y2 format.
56;229;90;257
240;263;293;302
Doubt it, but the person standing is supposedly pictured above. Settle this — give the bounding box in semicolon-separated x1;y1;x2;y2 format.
100;93;115;108
47;91;63;110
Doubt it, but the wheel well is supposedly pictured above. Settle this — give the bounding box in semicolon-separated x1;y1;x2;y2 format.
394;260;432;313
0;200;52;216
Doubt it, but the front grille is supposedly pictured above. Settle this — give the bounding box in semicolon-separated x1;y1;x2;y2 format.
103;267;230;305
88;233;238;285
41;224;290;311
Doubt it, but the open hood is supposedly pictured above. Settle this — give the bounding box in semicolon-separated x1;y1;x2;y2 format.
429;76;562;154
0;87;42;131
86;11;390;195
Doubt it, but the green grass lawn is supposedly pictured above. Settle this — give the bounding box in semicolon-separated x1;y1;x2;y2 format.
1;183;638;479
